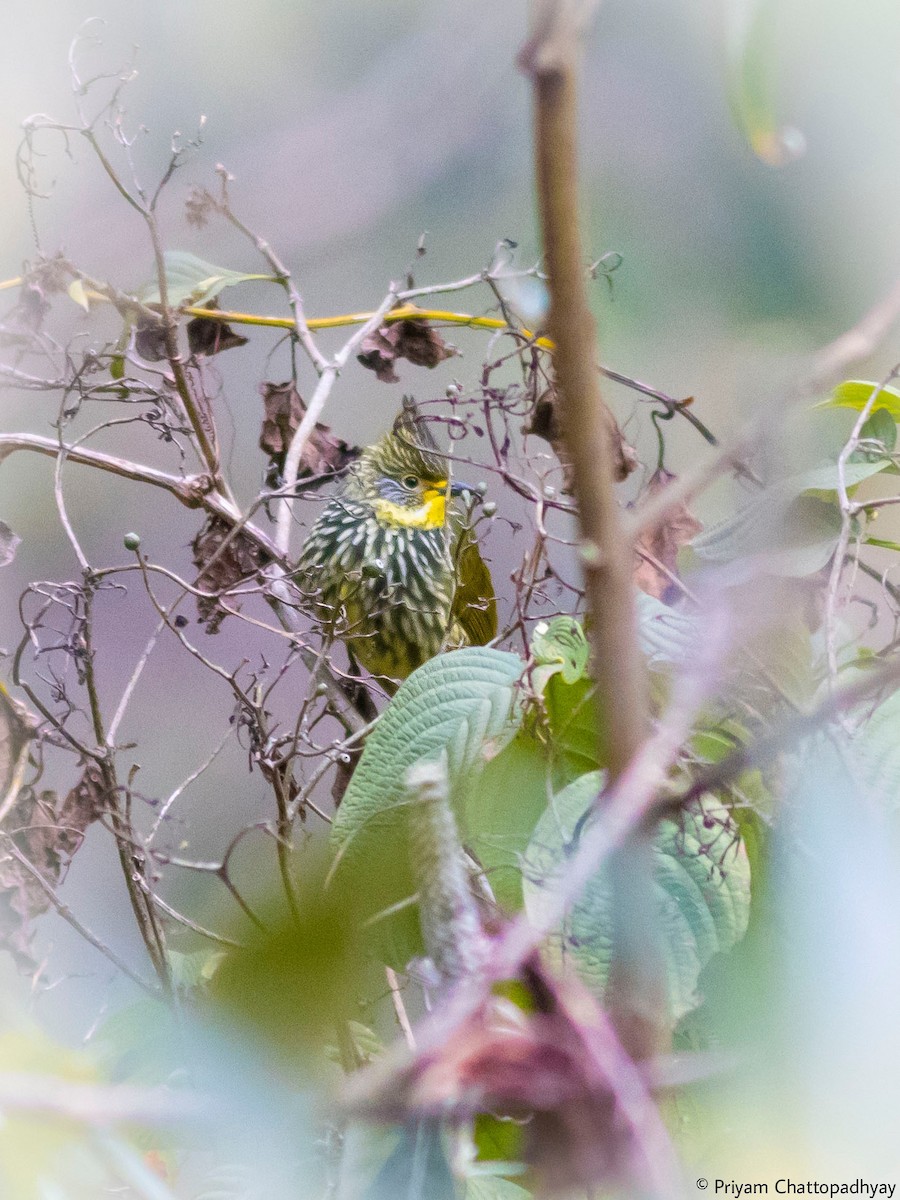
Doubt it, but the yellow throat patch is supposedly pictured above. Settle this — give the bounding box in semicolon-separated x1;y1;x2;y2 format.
372;482;448;530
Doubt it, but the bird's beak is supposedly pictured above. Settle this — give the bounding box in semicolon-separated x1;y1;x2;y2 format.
450;480;477;498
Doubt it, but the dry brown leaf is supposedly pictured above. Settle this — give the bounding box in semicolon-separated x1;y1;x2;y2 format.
259;381;359;478
633;467;702;603
0;764;106;971
357;317;457;383
526;385;638;491
191;516;269;633
187;298;249;357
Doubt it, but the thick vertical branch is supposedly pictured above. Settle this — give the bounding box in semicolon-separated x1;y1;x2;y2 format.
522;1;662;1060
521;2;647;781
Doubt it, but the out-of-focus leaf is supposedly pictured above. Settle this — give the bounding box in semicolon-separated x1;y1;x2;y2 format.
376;956;664;1195
523;771;751;1024
822;379;900;421
138;251;273;309
357;317;457;382
530;615;589;693
466;1176;532;1199
0;1025;105;1200
213;859;370;1072
633;467;702;602
363;1121;456;1200
66;278;90;311
330;648;524;962
726;0;804;166
691;453;893;582
635;591;700;667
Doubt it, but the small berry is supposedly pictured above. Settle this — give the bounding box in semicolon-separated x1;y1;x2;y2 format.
482;501;497;518
123;532;141;551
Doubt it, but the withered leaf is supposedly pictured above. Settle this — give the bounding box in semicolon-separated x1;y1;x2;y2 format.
0;521;21;568
187;297;249;357
191;515;269;634
526;385;638;492
357;317;457;383
633;467;702;603
134;310;169;362
0;764;106;972
259;381;359;478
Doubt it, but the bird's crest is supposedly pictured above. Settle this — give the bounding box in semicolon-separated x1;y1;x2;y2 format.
375;396;446;481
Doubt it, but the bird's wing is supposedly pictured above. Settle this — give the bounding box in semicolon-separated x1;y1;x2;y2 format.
451;527;497;647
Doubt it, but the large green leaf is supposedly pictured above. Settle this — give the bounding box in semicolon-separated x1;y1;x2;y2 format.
523;772;751;1024
330;648;524;960
138;250;274;308
464;732;553;912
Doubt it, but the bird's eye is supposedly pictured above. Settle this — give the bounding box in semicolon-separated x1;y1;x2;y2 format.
402;475;419;490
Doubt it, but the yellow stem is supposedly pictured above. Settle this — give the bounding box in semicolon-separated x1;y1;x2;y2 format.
182;301;556;351
0;270;556;350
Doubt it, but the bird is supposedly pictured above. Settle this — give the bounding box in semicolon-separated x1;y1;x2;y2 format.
294;398;496;683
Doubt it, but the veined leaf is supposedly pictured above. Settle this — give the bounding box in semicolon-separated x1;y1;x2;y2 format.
530;615;589;692
330;648;524;961
523;771;751;1024
137;250;274;308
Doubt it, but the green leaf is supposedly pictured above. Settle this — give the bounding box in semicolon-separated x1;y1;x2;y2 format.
543;674;606;779
523;772;751;1024
464;733;552;912
726;0;804;166
137;251;274;308
530;615;589;692
859;407;897;455
823;379;900;421
864;536;900;552
330;648;524;961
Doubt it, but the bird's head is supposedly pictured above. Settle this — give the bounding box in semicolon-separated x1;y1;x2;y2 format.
353;398;466;530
